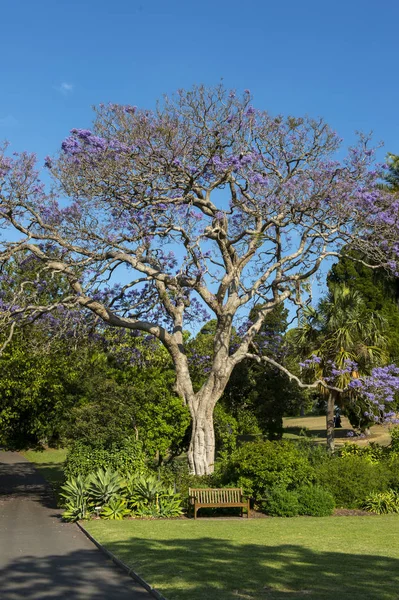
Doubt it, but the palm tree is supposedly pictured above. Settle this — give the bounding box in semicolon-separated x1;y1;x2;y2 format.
294;285;388;452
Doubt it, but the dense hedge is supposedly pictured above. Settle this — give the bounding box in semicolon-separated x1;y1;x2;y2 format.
64;437;146;479
315;455;389;508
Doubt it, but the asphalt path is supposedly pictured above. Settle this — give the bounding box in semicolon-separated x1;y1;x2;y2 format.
0;451;152;600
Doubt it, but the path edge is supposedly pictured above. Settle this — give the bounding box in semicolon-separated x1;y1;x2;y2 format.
76;521;168;600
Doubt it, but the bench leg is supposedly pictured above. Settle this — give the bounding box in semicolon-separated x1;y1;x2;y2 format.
247;499;250;518
194;504;198;520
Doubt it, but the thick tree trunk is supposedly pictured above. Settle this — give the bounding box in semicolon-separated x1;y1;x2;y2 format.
326;391;337;453
187;406;215;476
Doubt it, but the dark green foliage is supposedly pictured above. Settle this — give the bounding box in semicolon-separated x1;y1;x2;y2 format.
65;356;190;463
158;459;217;510
260;487;300;517
221;305;306;443
327;251;399;363
296;485;335;516
386;455;399;490
64;438;146;479
382;153;399;192
390;426;399;452
223;440;315;501
315;455;389;508
213;404;239;458
0;330;88;448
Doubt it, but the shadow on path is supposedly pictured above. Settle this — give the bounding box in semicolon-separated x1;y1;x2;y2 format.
0;451;151;599
0;548;150;600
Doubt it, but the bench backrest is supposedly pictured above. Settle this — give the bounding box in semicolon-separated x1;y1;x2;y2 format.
189;488;243;503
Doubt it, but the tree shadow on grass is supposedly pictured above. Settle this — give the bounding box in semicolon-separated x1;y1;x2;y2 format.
0;548;150;600
106;536;399;600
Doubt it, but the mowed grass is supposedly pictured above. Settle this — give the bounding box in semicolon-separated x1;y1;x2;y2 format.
86;516;399;600
22;447;67;490
283;415;393;447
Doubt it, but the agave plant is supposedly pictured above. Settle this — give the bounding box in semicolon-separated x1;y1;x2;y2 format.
60;475;92;521
131;474;165;507
100;498;130;520
134;503;160;518
88;468;125;506
61;474;89;503
157;494;183;517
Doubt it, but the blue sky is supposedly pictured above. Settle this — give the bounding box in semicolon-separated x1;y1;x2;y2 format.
1;0;399;163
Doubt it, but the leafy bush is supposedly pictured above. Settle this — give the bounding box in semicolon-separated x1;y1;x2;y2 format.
315;455;388;508
296;485;335;516
158;459;217;509
260;487;300;517
386;455;399;490
223;440;315;501
362;489;399;514
390;426;399;453
64;437;146;479
339;442;385;464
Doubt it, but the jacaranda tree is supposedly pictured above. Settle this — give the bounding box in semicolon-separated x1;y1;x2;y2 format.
1;85;399;474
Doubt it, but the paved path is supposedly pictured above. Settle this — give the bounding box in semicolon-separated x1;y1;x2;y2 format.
0;451;152;600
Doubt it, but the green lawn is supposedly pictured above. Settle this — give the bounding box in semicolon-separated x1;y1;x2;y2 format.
283;415;392;447
86;516;399;600
21;448;67;491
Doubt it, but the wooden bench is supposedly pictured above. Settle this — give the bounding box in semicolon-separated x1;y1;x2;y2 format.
189;487;250;519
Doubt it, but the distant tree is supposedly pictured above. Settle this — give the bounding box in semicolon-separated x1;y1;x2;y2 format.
327;252;399;361
380;153;399;192
294;285;388;451
223;305;306;440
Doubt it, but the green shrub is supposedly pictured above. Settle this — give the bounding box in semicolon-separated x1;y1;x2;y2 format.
362;489;399;514
158;459;217;509
296;485;335;516
339;442;385;464
315;455;388;508
390;426;399;453
260;487;300;517
64;437;146;479
387;455;399;490
223;440;315;501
